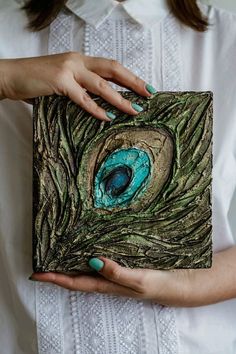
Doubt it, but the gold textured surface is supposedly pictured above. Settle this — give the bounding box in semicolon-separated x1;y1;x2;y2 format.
33;91;213;273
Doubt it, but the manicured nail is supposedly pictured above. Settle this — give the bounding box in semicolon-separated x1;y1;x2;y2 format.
145;83;157;94
106;111;116;120
131;103;143;112
88;258;104;271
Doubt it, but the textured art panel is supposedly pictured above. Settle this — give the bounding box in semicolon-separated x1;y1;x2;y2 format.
33;91;213;273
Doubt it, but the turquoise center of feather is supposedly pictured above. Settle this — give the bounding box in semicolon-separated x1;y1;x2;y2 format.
94;148;151;208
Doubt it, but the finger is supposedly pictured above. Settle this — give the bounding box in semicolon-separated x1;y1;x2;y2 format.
89;256;149;293
65;80;113;122
29;272;142;298
79;70;143;115
79;70;144;115
85;57;157;97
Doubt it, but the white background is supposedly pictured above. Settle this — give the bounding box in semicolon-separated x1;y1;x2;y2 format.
202;0;236;12
215;0;236;11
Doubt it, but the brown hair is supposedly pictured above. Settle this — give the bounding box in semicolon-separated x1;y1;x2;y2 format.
23;0;209;32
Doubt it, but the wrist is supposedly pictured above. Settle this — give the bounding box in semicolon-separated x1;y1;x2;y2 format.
0;59;18;100
186;246;236;306
0;59;9;100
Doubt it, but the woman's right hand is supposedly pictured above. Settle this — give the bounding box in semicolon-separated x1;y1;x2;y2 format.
0;52;156;121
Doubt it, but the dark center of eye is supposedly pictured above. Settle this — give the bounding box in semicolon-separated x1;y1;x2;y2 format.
102;166;132;197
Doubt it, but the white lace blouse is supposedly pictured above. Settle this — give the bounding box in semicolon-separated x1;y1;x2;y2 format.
0;0;236;353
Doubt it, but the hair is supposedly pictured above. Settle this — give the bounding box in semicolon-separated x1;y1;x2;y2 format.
22;0;209;32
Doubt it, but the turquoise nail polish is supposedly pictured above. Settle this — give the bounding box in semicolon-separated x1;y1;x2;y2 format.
145;83;157;94
131;103;143;112
88;258;104;271
106;111;116;120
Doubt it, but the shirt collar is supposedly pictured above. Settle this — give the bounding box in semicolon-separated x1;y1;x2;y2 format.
66;0;170;28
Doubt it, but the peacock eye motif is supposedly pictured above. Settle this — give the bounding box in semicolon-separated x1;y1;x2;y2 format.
78;126;174;214
33;91;213;273
94;148;151;208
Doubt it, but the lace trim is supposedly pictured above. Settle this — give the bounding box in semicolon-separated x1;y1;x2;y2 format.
153;304;179;354
70;291;146;354
161;14;183;91
35;283;63;354
83;19;153;91
48;8;74;54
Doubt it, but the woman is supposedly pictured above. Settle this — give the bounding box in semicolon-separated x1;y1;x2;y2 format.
0;0;236;353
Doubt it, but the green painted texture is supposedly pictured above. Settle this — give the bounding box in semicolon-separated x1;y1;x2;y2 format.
33;91;213;273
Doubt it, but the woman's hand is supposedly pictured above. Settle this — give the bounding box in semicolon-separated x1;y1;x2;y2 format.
29;246;236;307
0;52;156;121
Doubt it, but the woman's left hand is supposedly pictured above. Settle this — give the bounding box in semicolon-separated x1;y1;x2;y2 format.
29;246;236;307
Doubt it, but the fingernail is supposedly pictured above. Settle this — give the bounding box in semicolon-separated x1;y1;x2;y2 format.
106;111;116;120
131;103;143;112
145;83;157;94
88;258;104;271
28;275;38;281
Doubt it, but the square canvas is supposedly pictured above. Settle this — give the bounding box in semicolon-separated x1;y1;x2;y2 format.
32;91;213;273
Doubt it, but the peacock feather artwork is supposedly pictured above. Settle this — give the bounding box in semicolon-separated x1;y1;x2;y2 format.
32;91;213;273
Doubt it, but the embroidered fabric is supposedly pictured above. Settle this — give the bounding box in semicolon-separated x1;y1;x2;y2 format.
35;283;63;354
154;305;179;354
161;15;183;91
83;19;153;91
70;291;146;354
48;8;74;54
36;8;182;354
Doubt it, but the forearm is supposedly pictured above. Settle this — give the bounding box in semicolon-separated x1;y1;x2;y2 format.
186;245;236;306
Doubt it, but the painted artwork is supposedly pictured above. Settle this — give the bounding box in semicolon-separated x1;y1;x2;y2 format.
33;91;213;273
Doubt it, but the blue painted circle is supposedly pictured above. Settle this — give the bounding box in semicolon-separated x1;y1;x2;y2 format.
94;147;151;209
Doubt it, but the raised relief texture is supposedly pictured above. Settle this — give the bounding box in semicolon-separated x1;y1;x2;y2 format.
33;91;213;273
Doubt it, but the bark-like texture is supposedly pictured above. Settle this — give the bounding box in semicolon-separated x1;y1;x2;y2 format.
33;91;213;273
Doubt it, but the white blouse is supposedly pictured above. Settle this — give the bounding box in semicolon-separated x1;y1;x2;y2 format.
0;0;236;353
